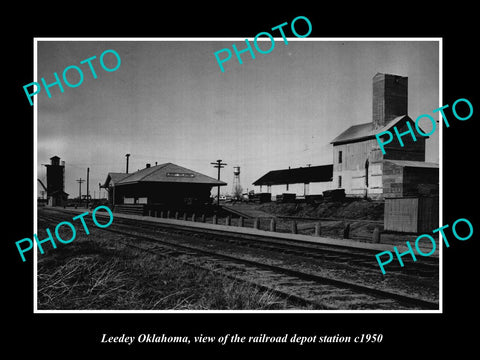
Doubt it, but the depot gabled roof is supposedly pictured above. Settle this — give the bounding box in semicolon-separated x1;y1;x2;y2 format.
101;172;129;188
103;163;226;187
330;115;427;145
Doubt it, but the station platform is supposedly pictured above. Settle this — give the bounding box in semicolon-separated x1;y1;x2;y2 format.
41;206;440;258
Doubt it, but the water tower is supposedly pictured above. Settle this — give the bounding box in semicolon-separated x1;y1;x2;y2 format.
44;155;67;206
45;156;65;195
232;166;241;198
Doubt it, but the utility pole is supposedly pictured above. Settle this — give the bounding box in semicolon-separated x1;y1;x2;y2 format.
125;153;130;174
86;167;90;208
210;159;227;206
76;178;85;204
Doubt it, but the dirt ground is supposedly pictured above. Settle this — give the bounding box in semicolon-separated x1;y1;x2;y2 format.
257;199;385;220
223;199;438;246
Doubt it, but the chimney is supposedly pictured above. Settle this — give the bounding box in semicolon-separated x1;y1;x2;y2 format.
372;73;408;129
146;163;151;168
125;154;130;173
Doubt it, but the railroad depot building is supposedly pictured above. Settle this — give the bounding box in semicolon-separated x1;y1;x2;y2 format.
330;73;439;199
101;162;226;212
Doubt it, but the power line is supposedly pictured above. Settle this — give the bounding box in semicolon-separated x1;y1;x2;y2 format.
76;178;85;200
86;168;90;207
210;160;227;206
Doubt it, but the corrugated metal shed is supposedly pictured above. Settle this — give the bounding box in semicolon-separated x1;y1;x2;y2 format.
253;164;333;186
384;196;439;233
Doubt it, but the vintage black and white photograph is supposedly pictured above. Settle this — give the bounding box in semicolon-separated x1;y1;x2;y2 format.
34;39;441;312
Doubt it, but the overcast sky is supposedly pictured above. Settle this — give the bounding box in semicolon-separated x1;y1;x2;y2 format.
36;39;440;198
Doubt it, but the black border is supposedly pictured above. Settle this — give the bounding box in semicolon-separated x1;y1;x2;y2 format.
6;6;479;355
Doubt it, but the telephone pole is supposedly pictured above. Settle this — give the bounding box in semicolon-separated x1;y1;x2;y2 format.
86;167;90;207
210;159;227;205
76;178;85;203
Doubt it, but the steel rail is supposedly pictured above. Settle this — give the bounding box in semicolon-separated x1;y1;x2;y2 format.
38;210;439;310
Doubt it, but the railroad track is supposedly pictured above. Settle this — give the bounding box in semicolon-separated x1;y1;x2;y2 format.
66;209;438;277
37;208;439;310
154;223;438;277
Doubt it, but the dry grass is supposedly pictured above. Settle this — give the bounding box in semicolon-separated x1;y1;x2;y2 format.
37;236;289;310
